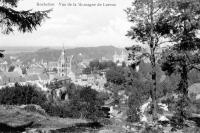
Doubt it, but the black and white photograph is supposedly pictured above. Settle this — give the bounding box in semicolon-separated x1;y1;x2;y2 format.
1;0;200;132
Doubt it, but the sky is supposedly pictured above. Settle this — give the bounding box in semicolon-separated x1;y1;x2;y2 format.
1;0;135;48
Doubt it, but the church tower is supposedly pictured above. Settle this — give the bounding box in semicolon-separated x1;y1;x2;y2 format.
57;45;67;77
113;51;118;63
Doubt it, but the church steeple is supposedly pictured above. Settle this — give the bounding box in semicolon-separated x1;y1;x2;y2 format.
61;44;65;56
58;44;67;77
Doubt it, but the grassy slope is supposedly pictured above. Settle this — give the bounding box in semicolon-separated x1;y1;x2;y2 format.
0;105;87;130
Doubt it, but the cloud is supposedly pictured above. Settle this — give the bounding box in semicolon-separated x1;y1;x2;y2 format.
70;17;133;47
1;0;134;48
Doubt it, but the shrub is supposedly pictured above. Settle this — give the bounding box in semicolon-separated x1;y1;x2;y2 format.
22;104;47;116
126;93;141;122
140;125;163;133
106;67;126;85
0;84;47;105
0;84;106;121
41;102;73;118
69;86;106;121
42;86;106;121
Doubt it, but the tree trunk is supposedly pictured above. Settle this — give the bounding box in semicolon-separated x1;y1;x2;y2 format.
151;54;157;121
175;62;189;127
181;64;188;96
150;0;158;121
175;6;190;126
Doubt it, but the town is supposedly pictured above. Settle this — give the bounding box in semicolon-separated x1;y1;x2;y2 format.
0;46;128;92
1;0;200;132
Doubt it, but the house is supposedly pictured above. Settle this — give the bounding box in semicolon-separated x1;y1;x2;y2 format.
0;71;25;85
38;73;49;83
47;61;58;72
25;74;40;82
13;66;23;76
113;50;128;66
53;75;71;85
100;57;111;62
27;64;45;75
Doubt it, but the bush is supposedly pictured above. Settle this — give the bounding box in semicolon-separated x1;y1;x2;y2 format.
22;104;47;116
0;84;47;105
126;93;141;122
106;67;126;85
42;86;106;121
41;102;73;118
140;125;163;133
0;84;106;121
69;86;106;121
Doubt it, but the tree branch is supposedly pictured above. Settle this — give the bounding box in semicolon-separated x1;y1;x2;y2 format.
157;40;175;45
0;6;52;34
190;65;200;71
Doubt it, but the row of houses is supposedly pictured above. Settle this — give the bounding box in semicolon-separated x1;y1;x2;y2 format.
74;72;107;92
0;71;49;88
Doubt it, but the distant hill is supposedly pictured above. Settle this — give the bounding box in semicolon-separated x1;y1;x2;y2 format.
4;46;123;64
2;47;43;54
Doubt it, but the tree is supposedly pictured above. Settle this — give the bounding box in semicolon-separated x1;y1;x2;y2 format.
0;0;51;57
82;67;92;74
106;66;125;85
46;79;62;103
67;86;106;121
159;0;200;128
99;61;116;70
79;86;105;121
52;68;58;73
89;59;100;71
0;84;47;105
8;65;15;72
0;50;4;58
21;67;27;74
125;0;170;120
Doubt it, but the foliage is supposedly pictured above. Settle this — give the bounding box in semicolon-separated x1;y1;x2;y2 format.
21;67;27;75
99;61;116;70
46;79;63;90
52;68;58;73
43;86;106;121
69;86;106;121
0;0;51;34
0;83;47;105
157;74;180;98
125;68;153;122
41;102;72;118
140;125;163;133
0;83;106;121
88;60;116;72
127;92;142;122
8;65;15;72
0;50;4;58
158;0;200;127
46;81;78;102
89;60;100;71
22;104;47;116
104;66;151;122
82;67;92;75
106;66;125;85
105;61;179;122
0;0;50;58
125;0;172;120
